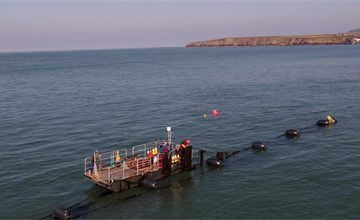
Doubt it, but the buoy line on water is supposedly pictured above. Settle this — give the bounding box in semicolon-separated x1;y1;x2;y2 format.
185;115;337;170
47;116;337;219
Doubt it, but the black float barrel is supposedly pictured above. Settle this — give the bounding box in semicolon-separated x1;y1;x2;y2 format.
141;178;157;189
285;129;301;137
52;207;71;219
206;157;223;168
317;119;329;126
251;141;267;150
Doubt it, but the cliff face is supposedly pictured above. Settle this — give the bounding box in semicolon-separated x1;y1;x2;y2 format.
346;28;360;34
186;34;360;47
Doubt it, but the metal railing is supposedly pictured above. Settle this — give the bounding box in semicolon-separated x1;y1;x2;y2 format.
132;141;160;156
84;140;174;182
84;148;127;175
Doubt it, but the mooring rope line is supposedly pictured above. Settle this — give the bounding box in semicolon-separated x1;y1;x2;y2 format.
40;191;111;219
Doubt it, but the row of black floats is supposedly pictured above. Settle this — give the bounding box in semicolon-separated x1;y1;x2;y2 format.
251;128;300;151
206;128;302;168
208;116;338;168
251;115;337;151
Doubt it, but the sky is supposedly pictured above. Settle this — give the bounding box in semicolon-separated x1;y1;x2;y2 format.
1;0;359;52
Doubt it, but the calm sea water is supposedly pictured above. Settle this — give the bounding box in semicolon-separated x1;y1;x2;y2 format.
0;46;359;219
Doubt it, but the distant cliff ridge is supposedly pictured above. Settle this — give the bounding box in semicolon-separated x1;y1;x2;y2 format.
346;28;360;34
186;33;360;48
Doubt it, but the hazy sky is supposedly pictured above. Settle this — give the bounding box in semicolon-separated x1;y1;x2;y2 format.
1;0;359;52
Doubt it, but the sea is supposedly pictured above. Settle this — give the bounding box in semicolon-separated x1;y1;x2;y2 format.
0;45;359;219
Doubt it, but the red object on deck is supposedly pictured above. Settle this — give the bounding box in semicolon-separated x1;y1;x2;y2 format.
158;154;164;168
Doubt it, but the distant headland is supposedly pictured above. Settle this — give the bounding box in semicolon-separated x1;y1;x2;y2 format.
186;28;360;47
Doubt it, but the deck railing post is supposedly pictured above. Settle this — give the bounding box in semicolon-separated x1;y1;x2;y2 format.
136;159;139;175
122;161;125;179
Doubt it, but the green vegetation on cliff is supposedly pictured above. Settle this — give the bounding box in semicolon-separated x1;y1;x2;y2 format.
186;33;360;48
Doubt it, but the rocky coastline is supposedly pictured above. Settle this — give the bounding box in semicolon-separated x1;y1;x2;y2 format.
186;34;360;48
